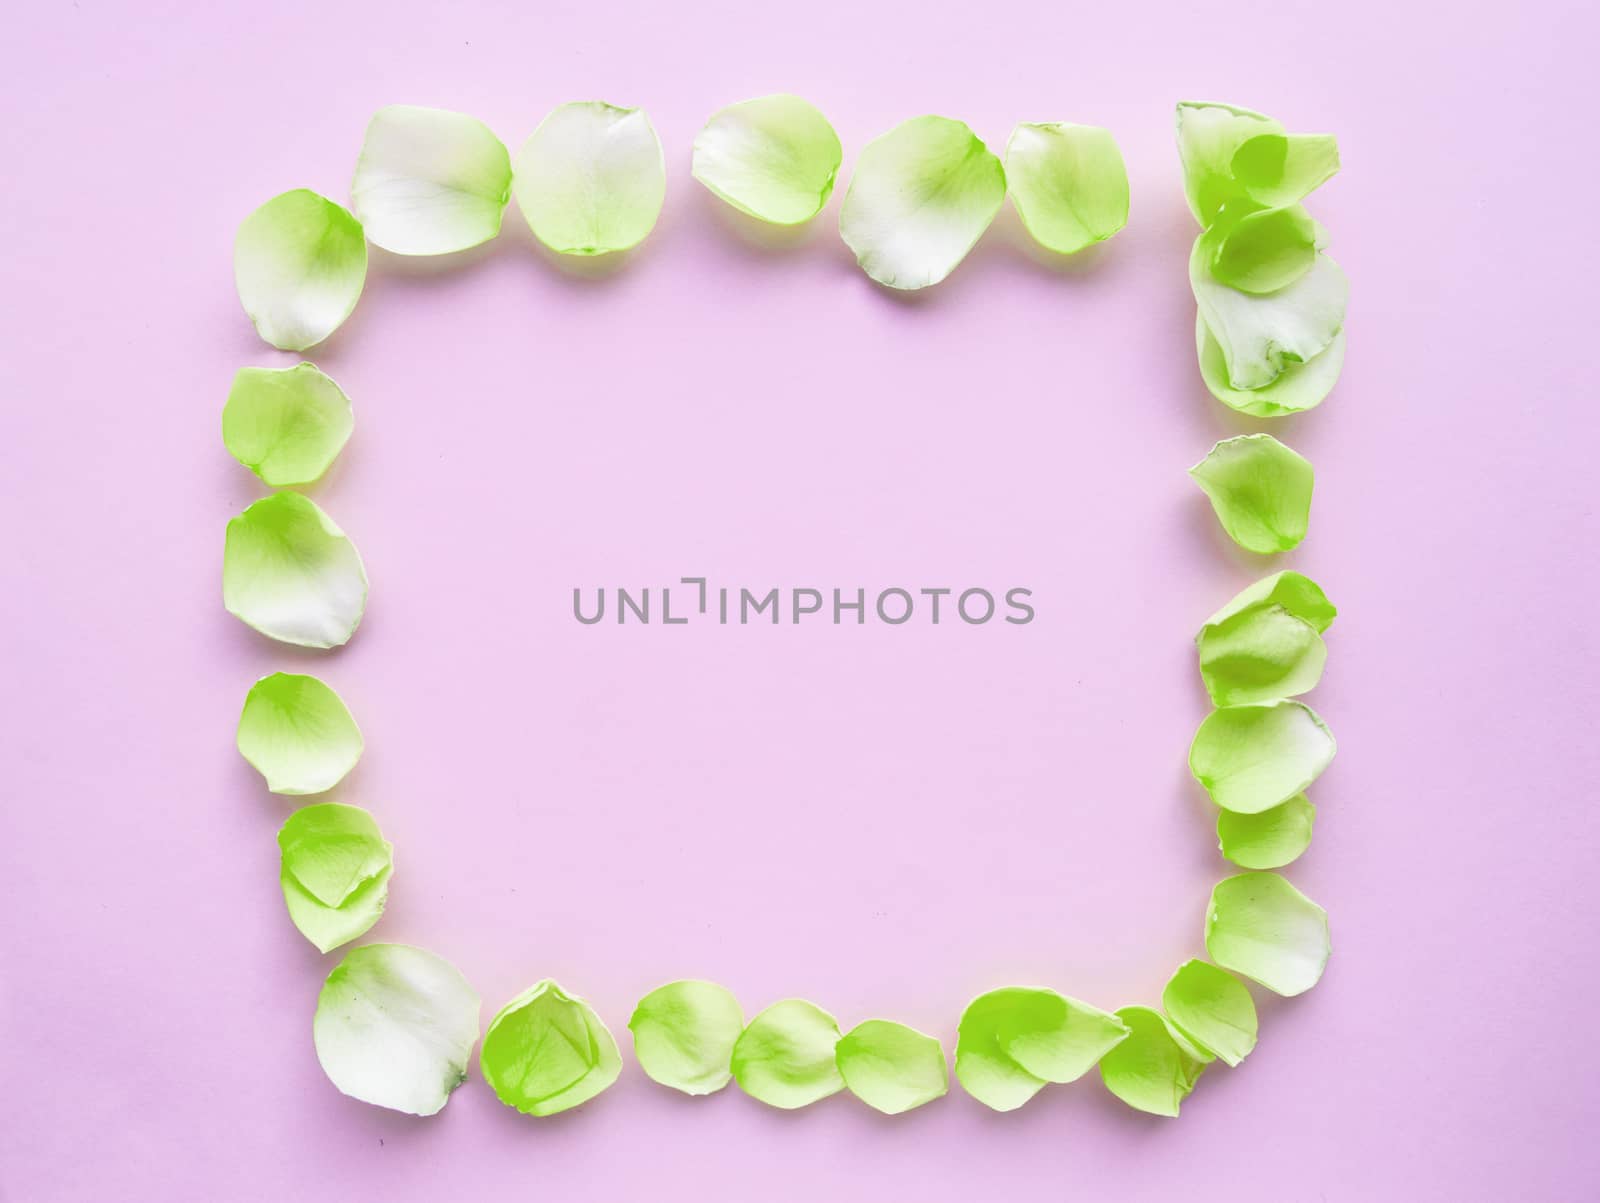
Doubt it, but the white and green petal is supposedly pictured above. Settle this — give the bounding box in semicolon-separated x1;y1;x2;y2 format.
481;980;622;1116
513;102;665;256
1210;205;1318;294
1160;960;1258;1067
236;672;362;795
1190;433;1315;554
691;94;842;225
1098;1006;1207;1117
278;803;392;952
955;988;1127;1110
1197;314;1345;417
1004;121;1128;254
223;492;368;648
1202;571;1336;635
350;104;512;255
1189;700;1336;814
313;944;480;1115
1206;872;1331;996
1174;101;1283;226
835;1019;948;1115
1217;795;1317;869
222;363;354;488
234;189;367;351
628;979;744;1096
730;999;843;1109
838;116;1006;290
1231;131;1340;210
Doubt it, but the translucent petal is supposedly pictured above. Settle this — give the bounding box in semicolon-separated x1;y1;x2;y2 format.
1210;205;1317;294
1203;570;1336;635
313;944;480;1116
1174;101;1283;225
1217;794;1317;869
481;980;622;1116
222;363;353;488
1190;433;1314;554
1098;1006;1207;1117
1196;314;1345;417
1189;700;1336;814
1004;121;1128;254
835;1019;948;1115
838;115;1006;290
513;102;665;256
1161;960;1258;1067
628;979;744;1095
223;492;368;648
955;987;1127;1110
730;999;843;1109
954;990;1046;1111
351;104;512;255
278;803;392;952
1197;603;1325;707
1206;871;1331;996
691;94;842;225
236;671;363;795
234;189;367;351
1231;132;1340;210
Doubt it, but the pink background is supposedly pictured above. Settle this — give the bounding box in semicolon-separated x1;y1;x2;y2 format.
3;1;1595;1199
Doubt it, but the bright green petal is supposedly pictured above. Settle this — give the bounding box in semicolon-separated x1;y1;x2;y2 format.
955;988;1127;1109
1190;433;1314;554
350;105;511;255
1189;700;1336;814
1206;872;1331;996
731;1000;843;1109
838;116;1006;290
1218;794;1317;869
1174;101;1282;226
222;363;353;488
1098;1006;1207;1117
1210;205;1317;294
1197;603;1325;707
1231;132;1340;210
1197;314;1345;417
313;944;480;1116
1161;960;1258;1067
513;102;664;256
236;671;362;794
1203;570;1336;634
628;979;744;1095
223;492;368;648
481;980;622;1116
1004;122;1128;254
278;803;392;952
835;1019;948;1115
234;189;366;351
691;94;841;225
954;990;1046;1111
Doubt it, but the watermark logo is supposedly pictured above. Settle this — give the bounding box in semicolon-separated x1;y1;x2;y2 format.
574;578;1034;626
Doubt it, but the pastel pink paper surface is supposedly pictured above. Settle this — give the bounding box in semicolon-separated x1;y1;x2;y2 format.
1;2;1595;1200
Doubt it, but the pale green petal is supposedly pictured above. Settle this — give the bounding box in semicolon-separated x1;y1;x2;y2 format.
1175;101;1282;225
481;980;622;1116
955;988;1127;1110
234;189;367;351
1231;132;1340;210
954;991;1046;1111
1218;794;1317;869
236;671;362;795
1197;314;1345;417
1210;205;1317;294
222;363;353;488
1203;570;1336;634
278;803;392;952
1197;603;1326;707
1098;1006;1207;1117
731;999;843;1109
1189;700;1336;814
313;944;480;1116
350;105;512;255
223;492;368;648
1206;871;1331;996
1004;122;1128;254
1161;960;1258;1067
1190;433;1314;554
691;94;842;225
513;102;665;255
835;1019;948;1115
1191;230;1347;390
628;979;743;1095
838;116;1006;290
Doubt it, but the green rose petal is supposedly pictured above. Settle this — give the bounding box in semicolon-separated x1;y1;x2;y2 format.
1098;1006;1207;1117
222;363;354;488
1210;205;1318;294
513;102;665;256
1004;121;1129;254
1206;872;1331;996
1189;700;1336;814
1190;433;1314;554
1197;314;1345;418
481;979;622;1116
953;991;1046;1111
628;979;744;1096
691;94;842;225
1197;602;1326;707
278;803;392;952
955;988;1128;1110
351;104;512;255
835;1019;948;1115
1231;132;1340;210
1204;570;1336;634
1217;794;1317;869
236;671;362;795
234;189;367;352
838;115;1007;290
313;944;480;1116
223;491;368;648
1175;101;1282;226
731;999;844;1109
1161;960;1258;1067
